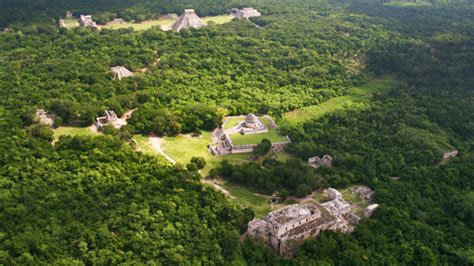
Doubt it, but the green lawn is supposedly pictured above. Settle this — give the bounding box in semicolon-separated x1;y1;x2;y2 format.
102;19;175;30
132;135;169;164
63;18;79;29
101;15;233;31
220;181;289;218
282;76;396;126
161;132;249;175
223;116;244;130
384;1;431;7
230;129;288;146
53;126;98;141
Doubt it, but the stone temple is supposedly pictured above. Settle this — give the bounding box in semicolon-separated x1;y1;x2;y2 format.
110;66;134;80
247;201;342;255
247;188;378;255
171;9;206;32
229;7;262;19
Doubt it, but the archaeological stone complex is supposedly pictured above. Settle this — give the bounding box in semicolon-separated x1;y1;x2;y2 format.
308;154;334;168
96;110;123;130
172;9;206;32
110;66;134;80
443;150;459;159
246;187;378;255
209;114;291;155
79;15;97;28
35;109;54;126
229;7;261;19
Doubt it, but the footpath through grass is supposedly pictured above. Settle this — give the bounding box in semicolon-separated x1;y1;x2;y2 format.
282;76;396;126
132;135;169;164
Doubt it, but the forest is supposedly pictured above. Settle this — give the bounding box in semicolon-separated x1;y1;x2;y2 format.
0;0;473;264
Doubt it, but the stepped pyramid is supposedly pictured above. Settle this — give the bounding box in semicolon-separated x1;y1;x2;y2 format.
171;9;206;32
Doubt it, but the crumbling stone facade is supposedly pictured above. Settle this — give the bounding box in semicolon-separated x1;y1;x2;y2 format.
79;15;97;28
443;150;459;159
247;188;374;255
110;66;134;80
229;7;261;19
96;110;123;130
308;154;333;169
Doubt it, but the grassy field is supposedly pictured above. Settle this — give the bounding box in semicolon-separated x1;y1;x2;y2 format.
102;19;175;30
132;135;169;164
230;130;288;146
53;126;98;141
384;1;432;7
220;180;289;218
161;132;249;175
282;76;396;126
223;116;244;130
63;18;79;29
101;15;233;31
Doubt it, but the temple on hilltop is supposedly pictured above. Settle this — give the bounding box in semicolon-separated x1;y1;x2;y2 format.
171;9;206;32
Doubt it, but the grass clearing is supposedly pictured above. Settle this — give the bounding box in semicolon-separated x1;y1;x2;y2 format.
161;132;249;175
223;116;244;130
63;18;79;29
132;135;169;164
220;180;289;218
282;76;396;126
101;15;232;31
53;126;98;141
384;1;431;7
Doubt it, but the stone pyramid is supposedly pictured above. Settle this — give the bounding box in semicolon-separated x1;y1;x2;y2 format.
171;9;206;32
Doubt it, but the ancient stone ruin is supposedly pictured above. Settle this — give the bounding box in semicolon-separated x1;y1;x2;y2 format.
237;113;268;135
229;7;261;19
79;15;97;28
443;150;459;159
35;109;54;126
354;186;374;202
171;9;206;32
96;110;122;130
246;187;378;255
58;19;66;28
308;154;333;169
364;204;379;218
209;114;290;155
110;66;134;80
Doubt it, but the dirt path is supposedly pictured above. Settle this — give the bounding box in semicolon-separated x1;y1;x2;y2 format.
202;179;236;199
148;135;177;164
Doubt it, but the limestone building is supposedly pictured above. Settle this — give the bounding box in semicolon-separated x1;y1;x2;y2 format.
171;9;206;32
443;150;459;159
110;66;134;80
308;154;333;168
58;19;66;28
96;110;121;129
230;7;261;19
79;15;97;28
247;201;338;255
35;109;54;126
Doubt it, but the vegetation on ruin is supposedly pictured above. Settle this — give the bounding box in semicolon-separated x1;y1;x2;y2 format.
0;0;473;264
